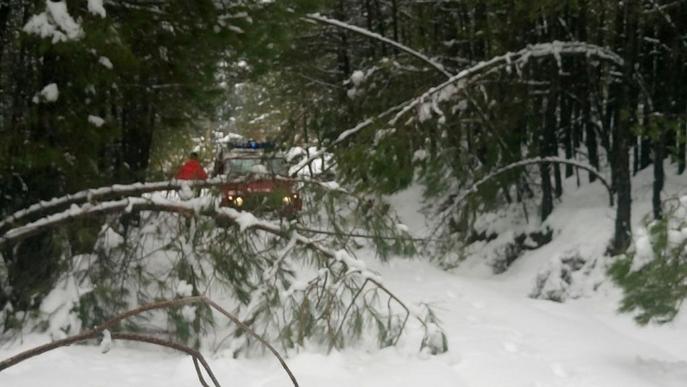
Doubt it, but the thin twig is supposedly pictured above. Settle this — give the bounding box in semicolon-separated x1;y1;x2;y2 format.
202;298;300;387
110;333;220;387
333;278;370;349
193;356;211;387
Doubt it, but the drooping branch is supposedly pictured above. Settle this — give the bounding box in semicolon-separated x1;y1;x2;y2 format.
0;179;215;233
0;176;351;234
292;42;623;175
427;157;614;242
303;13;453;78
0;296;299;387
478;157;612;205
0;191;399;282
0;195;416;354
110;333;221;387
390;41;624;125
0;195;343;253
0;327;219;386
290;102;410;175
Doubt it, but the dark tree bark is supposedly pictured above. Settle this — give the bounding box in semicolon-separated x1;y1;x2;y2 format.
678;121;686;174
540;160;553;222
562;92;574;178
639;136;652;170
611;0;640;255
544;74;562;199
0;1;11;63
390;0;399;43
653;127;666;219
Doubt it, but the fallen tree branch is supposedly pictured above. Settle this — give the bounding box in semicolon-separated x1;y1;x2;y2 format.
192;356;212;387
0;179;219;233
0;176;349;234
0;296;299;387
0;195;416;359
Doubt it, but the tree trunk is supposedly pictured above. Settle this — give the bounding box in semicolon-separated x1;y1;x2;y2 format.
391;0;399;43
653;128;666;219
539;161;553;222
545;77;562;198
678;121;686;174
561;75;574;178
639;136;652;170
611;0;639;255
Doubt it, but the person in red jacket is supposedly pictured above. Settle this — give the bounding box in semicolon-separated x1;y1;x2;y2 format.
176;152;208;180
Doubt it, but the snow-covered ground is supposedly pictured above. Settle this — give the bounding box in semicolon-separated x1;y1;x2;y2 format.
2;166;687;387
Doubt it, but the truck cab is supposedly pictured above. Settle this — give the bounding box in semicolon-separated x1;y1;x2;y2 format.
217;141;302;216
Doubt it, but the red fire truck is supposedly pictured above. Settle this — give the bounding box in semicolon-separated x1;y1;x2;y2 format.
216;141;302;216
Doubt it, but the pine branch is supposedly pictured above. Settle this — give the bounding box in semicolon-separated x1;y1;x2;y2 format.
0;177;346;234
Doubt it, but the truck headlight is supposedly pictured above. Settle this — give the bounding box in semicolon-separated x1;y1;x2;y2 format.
282;195;293;205
234;196;244;207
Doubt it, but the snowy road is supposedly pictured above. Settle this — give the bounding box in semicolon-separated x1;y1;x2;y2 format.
1;258;686;387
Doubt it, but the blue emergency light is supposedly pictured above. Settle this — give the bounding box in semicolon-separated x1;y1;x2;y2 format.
230;140;274;149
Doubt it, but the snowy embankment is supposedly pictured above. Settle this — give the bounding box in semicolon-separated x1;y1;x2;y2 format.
2;167;687;387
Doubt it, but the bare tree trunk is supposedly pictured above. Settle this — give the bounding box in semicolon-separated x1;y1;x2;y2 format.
653;127;666;219
611;0;640;254
390;0;399;43
678;121;686;174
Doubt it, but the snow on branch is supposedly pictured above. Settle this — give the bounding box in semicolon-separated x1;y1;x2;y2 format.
24;0;84;43
0;195;371;277
0;177;346;234
427;157;614;241
290;93;431;175
0;180;191;233
645;0;687;49
304;13;453;78
0;194;416;351
390;41;624;125
292;42;623;175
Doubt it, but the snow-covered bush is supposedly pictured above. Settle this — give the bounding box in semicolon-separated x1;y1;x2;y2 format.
418;304;448;355
610;196;687;325
530;252;590;302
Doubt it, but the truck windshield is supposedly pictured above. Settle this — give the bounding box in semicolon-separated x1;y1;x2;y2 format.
224;158;288;176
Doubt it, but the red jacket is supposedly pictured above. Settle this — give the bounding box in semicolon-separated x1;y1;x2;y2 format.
176;159;208;180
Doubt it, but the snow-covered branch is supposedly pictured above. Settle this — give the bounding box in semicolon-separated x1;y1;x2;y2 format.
390;41;624;125
645;0;687;49
290;103;406;175
292;42;623;176
0;177;347;234
0;195;372;278
428;157;613;240
0;192;418;353
0;180;197;233
304;13;453;78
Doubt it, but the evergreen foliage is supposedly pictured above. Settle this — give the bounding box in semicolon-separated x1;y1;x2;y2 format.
610;198;687;325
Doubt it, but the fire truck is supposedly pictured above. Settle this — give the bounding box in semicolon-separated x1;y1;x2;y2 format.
215;140;302;216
